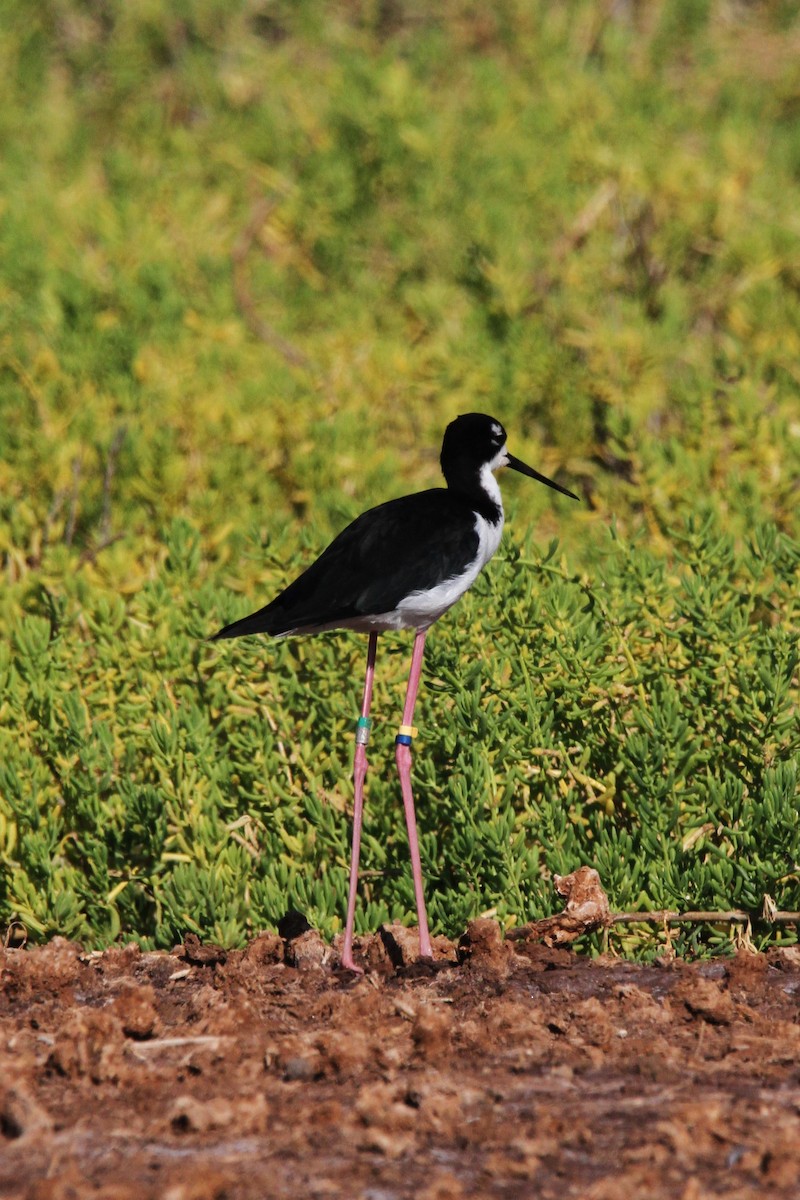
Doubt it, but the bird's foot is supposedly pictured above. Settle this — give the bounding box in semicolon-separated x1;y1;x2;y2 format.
418;933;434;961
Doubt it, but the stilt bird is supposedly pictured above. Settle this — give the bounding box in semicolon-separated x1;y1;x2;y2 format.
212;413;578;971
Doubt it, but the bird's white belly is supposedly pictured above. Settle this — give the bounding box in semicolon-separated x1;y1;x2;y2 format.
371;512;504;632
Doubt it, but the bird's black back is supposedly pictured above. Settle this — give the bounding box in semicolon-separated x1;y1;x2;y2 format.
212;488;483;639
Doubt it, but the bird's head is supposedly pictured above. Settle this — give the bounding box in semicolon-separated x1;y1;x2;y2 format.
441;413;578;501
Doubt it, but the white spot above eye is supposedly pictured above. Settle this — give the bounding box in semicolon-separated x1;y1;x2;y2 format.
491;421;503;439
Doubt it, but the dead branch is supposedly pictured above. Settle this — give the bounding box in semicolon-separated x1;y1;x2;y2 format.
64;455;82;547
609;910;800;927
100;424;127;543
231;196;316;372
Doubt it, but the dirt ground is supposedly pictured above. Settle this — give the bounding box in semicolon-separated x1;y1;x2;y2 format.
2;921;800;1200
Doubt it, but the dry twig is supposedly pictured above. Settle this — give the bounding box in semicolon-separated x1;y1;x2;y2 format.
232;196;315;372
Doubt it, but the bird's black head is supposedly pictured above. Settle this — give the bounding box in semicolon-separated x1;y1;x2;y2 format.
440;412;578;502
440;413;508;485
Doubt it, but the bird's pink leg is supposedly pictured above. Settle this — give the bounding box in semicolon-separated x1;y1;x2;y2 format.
395;629;434;960
341;631;378;973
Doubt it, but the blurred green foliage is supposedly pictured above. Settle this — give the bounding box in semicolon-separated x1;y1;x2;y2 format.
1;1;798;952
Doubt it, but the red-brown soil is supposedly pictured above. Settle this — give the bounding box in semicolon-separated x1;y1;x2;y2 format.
2;925;800;1200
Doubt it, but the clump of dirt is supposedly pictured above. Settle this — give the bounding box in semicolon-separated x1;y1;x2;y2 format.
2;927;800;1199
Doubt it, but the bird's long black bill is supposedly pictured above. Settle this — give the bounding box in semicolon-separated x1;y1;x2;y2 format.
505;453;579;501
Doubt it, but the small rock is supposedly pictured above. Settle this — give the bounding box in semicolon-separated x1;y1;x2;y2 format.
418;1172;466;1200
29;1165;138;1200
0;1080;53;1141
724;948;768;988
181;934;227;967
379;923;428;969
675;976;736;1026
162;1175;231;1200
356;1081;417;1132
111;984;159;1039
242;932;283;966
335;930;392;973
285;929;333;970
412;1005;452;1060
458;918;512;972
170;1095;235;1134
772;945;800;970
169;1092;269;1138
314;1030;369;1077
283;1055;316;1082
48;1009;124;1083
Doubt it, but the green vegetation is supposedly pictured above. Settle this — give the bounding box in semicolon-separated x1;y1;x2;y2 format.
1;1;798;953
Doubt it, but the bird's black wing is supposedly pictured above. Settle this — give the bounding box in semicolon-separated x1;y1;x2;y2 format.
212;489;481;639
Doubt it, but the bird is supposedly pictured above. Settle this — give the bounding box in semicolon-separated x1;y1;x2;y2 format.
212;412;578;972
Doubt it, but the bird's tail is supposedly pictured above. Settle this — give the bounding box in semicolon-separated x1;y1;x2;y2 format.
210;605;280;641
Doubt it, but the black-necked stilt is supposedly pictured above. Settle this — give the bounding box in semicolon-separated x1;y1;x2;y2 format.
212;413;578;971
